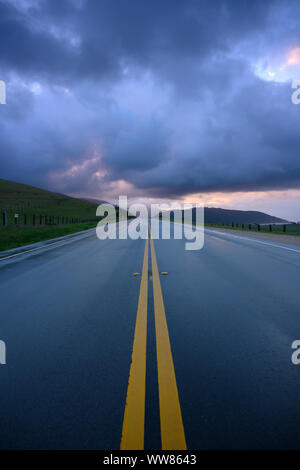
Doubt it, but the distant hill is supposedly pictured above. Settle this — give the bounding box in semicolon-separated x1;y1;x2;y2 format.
0;179;289;225
167;207;288;225
81;197;107;206
0;178;101;219
203;207;288;224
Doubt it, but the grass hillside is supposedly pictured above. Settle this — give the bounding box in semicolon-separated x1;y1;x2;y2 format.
163;207;288;225
191;207;288;224
161;206;300;236
0;178;100;220
0;179;123;251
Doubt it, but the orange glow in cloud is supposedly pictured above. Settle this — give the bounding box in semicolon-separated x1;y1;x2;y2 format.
255;46;300;82
183;189;300;206
285;47;300;67
49;142;105;181
49;156;105;180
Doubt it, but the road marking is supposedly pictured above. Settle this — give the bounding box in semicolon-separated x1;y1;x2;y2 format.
206;229;300;253
150;231;187;450
0;221;129;262
0;229;95;261
120;237;148;450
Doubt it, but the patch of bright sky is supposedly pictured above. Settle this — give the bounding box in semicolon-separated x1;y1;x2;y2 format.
254;47;300;82
183;189;300;222
29;82;43;95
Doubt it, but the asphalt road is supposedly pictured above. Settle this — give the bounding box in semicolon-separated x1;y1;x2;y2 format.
0;222;300;450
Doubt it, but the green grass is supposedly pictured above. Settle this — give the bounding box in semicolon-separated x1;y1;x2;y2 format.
0;178;129;251
0;178;102;224
0;222;98;252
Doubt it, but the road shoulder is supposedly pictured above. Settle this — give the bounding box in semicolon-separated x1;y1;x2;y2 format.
205;227;300;246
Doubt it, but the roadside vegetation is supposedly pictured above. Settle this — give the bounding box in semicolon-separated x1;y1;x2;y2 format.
0;178;101;222
0;179;126;251
0;222;97;252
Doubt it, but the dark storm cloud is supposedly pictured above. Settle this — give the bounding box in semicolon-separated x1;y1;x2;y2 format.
0;2;77;80
0;0;300;199
102;117;168;173
0;0;273;81
124;77;300;196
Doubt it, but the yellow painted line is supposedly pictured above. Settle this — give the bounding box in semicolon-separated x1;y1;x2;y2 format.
150;231;187;450
120;237;148;450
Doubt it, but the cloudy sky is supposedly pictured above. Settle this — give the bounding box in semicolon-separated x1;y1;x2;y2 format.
1;0;300;220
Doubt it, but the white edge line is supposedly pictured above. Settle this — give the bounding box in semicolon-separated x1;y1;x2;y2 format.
206;228;300;254
0;230;95;261
0;221;129;262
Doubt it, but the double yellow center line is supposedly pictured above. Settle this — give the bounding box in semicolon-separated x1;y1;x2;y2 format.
120;233;148;450
120;229;187;450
